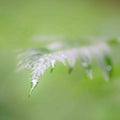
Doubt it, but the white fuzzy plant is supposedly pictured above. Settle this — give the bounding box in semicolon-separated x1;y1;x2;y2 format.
17;37;120;96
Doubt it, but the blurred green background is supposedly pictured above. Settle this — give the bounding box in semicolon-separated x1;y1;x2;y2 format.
0;0;120;120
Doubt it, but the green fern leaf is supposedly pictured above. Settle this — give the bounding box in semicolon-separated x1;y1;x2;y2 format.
17;41;114;96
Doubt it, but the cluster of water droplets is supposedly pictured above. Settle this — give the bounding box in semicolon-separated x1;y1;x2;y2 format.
17;42;112;95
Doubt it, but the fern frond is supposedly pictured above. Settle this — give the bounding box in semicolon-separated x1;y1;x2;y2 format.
17;42;113;95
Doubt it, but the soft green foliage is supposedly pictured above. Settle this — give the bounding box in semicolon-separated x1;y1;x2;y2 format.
1;1;120;120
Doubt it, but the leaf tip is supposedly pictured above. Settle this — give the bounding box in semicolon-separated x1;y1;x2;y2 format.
29;79;38;97
68;67;73;74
